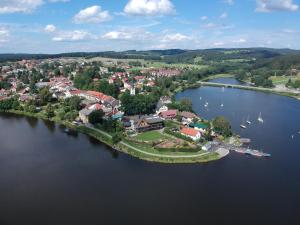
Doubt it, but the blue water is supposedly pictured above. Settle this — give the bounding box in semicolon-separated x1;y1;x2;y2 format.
0;79;300;225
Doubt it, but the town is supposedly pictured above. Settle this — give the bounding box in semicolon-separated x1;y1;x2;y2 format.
0;57;238;163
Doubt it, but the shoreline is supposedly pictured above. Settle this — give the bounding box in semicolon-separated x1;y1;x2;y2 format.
0;110;226;164
171;79;300;101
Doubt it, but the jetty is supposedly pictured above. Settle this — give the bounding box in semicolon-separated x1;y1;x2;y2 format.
231;147;271;158
220;139;271;158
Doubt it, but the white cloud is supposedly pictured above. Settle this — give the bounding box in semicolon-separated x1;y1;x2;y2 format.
73;5;112;24
0;27;9;42
161;33;190;42
48;0;70;2
220;12;228;19
256;0;299;12
213;42;225;47
124;0;175;16
52;30;95;42
202;22;219;29
201;16;208;21
201;22;234;30
44;24;56;33
233;38;247;43
102;31;134;40
0;0;44;14
223;0;234;5
102;29;153;42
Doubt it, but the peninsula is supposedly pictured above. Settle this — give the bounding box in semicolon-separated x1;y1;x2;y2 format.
1;48;299;163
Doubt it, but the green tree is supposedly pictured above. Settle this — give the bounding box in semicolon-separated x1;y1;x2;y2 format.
112;133;122;144
88;110;105;124
38;88;52;105
45;104;55;118
64;96;81;111
212;116;232;137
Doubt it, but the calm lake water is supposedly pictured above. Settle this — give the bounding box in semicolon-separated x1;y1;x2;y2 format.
1;79;300;225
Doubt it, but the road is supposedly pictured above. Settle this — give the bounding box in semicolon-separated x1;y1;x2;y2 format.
87;125;211;159
197;81;300;95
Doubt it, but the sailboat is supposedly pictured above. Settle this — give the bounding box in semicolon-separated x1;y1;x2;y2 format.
246;115;251;125
258;112;264;123
200;97;202;100
220;103;224;107
204;102;209;107
240;118;247;129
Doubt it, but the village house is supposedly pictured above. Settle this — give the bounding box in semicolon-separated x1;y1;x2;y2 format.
155;96;172;114
131;115;164;133
180;111;198;124
79;108;94;124
180;127;201;141
134;76;145;84
159;109;178;120
188;122;208;134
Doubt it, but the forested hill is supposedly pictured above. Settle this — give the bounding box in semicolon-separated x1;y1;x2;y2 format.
1;48;300;63
254;53;300;70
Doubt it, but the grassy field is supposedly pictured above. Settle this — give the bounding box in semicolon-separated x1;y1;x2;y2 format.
270;75;299;85
201;73;234;81
136;130;169;142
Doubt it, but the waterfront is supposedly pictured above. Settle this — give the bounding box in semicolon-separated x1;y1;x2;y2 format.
1;80;300;225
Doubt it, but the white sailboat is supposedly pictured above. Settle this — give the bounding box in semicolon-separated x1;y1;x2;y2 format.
240;118;247;129
220;103;224;107
200;97;202;100
246;115;251;125
204;102;209;107
258;112;264;123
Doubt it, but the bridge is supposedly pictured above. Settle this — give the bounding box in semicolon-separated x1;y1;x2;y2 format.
197;81;300;96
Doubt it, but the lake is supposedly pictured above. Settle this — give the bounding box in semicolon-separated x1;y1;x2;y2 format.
1;79;300;225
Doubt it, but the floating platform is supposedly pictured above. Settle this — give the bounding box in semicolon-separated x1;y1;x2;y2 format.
240;138;251;144
231;147;271;158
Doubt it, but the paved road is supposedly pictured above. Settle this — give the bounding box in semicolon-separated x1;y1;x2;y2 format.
198;81;300;95
120;141;211;159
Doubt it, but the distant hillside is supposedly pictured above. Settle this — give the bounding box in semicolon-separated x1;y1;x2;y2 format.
254;53;300;70
0;48;299;63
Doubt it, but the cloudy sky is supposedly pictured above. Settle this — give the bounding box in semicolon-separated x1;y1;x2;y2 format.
0;0;300;53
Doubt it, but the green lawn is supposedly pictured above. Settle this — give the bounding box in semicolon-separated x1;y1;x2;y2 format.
136;130;168;142
201;73;234;81
270;75;299;85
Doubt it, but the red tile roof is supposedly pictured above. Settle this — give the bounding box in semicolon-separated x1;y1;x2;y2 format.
181;127;199;137
160;110;177;118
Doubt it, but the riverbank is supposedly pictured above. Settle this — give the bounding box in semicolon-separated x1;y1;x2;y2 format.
0;109;226;164
196;80;300;100
171;74;299;101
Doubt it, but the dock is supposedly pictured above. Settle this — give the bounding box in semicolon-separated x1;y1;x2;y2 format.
231;147;271;158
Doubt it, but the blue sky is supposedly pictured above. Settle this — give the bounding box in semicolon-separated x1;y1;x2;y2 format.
0;0;300;53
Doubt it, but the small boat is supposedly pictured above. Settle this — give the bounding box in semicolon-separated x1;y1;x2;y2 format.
246;115;251;124
258;112;264;123
221;103;224;107
291;135;294;139
240;118;247;129
240;124;247;129
64;128;70;133
298;131;300;134
204;102;209;107
200;97;202;100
